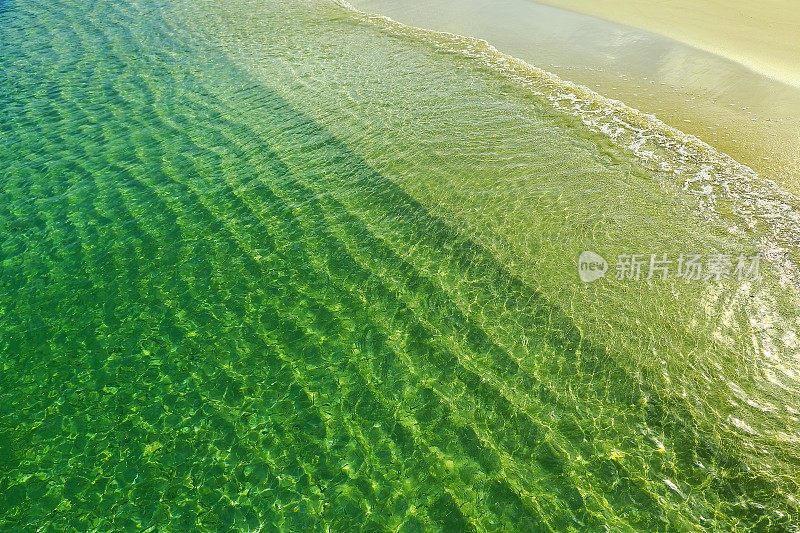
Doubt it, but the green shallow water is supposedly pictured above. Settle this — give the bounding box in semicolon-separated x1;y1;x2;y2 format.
1;0;799;530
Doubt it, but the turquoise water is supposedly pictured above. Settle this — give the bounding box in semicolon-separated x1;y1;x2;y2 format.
1;0;799;530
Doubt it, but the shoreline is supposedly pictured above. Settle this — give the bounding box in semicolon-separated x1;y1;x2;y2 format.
349;0;800;194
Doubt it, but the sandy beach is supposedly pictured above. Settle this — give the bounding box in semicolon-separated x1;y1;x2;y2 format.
538;0;800;89
351;0;800;193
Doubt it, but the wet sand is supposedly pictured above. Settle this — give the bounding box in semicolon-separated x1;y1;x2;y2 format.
349;0;800;194
537;0;800;89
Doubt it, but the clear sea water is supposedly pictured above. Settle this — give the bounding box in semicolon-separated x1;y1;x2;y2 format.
1;0;799;530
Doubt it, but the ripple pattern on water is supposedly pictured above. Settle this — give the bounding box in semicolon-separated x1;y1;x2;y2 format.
1;0;798;531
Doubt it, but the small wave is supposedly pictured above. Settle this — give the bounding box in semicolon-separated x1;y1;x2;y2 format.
334;0;800;290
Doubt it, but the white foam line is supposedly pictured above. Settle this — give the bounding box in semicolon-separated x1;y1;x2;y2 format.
333;0;800;290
